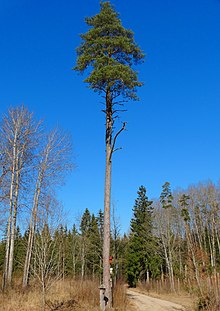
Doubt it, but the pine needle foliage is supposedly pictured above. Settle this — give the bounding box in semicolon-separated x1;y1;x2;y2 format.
74;1;144;101
74;2;144;305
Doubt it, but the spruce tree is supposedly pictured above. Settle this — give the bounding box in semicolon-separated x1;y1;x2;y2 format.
14;226;26;273
126;186;157;287
65;225;79;278
160;182;174;209
159;182;176;291
88;214;102;278
80;208;91;235
74;2;144;304
80;208;91;279
179;194;190;222
0;238;6;272
97;209;104;243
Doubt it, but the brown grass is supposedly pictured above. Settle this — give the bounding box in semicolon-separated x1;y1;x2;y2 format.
113;281;129;311
0;278;128;311
136;281;195;311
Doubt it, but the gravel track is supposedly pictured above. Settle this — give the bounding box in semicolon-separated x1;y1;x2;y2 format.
127;289;186;311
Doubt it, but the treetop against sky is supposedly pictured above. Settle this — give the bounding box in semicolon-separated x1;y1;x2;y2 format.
0;0;220;232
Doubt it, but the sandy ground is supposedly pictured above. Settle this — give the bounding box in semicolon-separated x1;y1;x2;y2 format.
127;289;187;311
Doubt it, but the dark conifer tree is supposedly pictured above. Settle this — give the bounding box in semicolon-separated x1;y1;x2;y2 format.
80;208;91;279
14;226;26;273
0;238;6;272
126;186;157;287
88;214;102;278
80;208;91;235
160;182;174;209
54;225;68;279
179;194;190;222
66;225;79;277
97;209;104;243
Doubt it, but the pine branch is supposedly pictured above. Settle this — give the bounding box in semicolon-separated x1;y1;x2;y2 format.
109;122;126;161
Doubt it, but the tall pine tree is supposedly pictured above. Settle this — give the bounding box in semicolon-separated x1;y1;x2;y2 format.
74;1;144;305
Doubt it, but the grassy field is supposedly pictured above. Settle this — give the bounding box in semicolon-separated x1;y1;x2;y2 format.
0;278;129;311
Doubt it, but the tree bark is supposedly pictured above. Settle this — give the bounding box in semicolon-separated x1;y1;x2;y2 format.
23;178;42;288
103;89;113;308
23;223;34;287
3;126;19;288
103;144;112;307
8;161;20;286
185;222;203;296
2;217;11;289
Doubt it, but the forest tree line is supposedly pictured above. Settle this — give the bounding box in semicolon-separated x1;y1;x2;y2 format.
127;182;220;293
0;108;219;305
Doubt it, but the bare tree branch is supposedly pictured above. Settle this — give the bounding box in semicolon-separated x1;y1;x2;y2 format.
109;122;126;161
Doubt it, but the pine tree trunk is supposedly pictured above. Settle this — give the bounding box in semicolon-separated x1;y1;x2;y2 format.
103;144;111;306
102;89;113;308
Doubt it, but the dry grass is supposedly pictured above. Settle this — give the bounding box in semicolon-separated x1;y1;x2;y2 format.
0;278;128;311
0;287;41;311
131;278;220;311
136;281;195;311
113;281;130;311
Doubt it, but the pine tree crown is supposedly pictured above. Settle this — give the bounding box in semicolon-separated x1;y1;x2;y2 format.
74;1;144;100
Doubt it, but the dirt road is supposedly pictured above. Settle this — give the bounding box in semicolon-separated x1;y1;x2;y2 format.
127;289;186;311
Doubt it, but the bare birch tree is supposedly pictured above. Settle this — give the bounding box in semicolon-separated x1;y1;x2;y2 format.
31;195;63;310
22;127;72;287
1;105;40;289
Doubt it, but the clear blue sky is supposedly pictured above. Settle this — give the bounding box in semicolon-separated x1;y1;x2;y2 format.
1;0;220;233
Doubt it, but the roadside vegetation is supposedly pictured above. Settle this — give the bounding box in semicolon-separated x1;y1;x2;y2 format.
0;278;128;311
